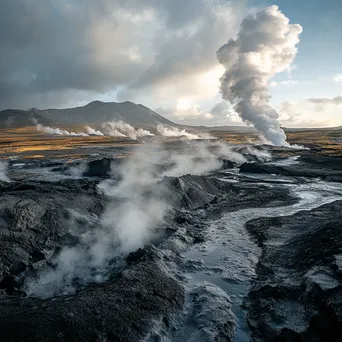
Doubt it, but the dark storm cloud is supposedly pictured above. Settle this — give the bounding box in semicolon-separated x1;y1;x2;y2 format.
0;0;246;110
1;0;151;109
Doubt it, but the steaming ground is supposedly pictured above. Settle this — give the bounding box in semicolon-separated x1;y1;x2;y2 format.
21;140;255;298
35;121;211;142
0;161;9;182
0;135;341;341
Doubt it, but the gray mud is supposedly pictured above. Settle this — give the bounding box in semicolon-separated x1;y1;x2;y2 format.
0;147;341;341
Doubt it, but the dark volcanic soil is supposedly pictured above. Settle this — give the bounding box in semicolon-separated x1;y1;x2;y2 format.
0;257;184;342
0;142;342;341
0;179;105;295
240;154;342;182
245;201;342;341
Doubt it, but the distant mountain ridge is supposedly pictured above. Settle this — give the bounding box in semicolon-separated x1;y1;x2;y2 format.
0;101;176;129
1;101;340;132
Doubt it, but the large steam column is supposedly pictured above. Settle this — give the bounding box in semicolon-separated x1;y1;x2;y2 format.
217;5;302;146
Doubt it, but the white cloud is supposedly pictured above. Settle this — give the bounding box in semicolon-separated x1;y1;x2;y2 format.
333;74;342;83
157;104;211;122
279;101;300;121
270;80;299;87
307;95;342;112
278;99;342;127
2;1;339;129
156;99;244;126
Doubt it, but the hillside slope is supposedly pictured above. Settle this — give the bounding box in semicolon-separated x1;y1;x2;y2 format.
0;101;176;129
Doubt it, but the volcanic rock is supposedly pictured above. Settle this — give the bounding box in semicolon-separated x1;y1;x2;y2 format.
245;200;342;341
162;174;229;210
0;180;105;291
240;156;342;182
220;159;237;169
84;158;113;177
0;259;184;342
188;282;237;341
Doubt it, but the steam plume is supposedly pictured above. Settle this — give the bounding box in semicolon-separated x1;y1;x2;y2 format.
0;161;10;182
85;126;104;136
157;125;212;140
217;6;302;146
159;141;247;177
37;124;89;137
102;121;154;140
24;140;253;298
68;162;87;178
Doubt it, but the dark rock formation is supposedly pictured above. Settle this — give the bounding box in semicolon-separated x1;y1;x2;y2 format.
3;148;340;341
0;259;184;342
220;159;237;170
163;174;298;214
0;180;105;292
245;200;342;341
299;155;342;170
240;156;342;182
84;158;113;177
162;174;230;210
188;282;236;341
240;162;282;175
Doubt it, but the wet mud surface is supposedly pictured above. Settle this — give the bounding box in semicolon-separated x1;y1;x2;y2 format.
0;141;341;341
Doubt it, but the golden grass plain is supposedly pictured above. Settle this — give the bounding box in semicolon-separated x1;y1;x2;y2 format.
0;126;341;160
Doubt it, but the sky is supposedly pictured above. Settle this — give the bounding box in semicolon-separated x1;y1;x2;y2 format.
1;0;341;128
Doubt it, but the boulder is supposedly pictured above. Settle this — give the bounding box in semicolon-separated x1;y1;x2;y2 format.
84;158;113;177
0;259;184;342
245;200;342;341
0;180;105;291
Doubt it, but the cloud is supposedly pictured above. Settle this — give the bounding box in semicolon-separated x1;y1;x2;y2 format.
117;2;245;102
307;95;342;111
1;1;149;109
279;101;300;121
278;100;336;128
270;80;299;87
0;0;247;111
156;104;212;122
277;95;342;128
333;74;342;83
155;100;244;126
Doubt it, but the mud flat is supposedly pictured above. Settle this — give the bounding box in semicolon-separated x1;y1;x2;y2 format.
0;143;341;341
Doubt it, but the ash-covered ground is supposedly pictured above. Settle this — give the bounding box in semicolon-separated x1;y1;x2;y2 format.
0;137;342;342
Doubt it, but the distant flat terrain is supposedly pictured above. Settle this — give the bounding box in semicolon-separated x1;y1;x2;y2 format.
0;127;139;160
0;127;341;161
211;128;342;157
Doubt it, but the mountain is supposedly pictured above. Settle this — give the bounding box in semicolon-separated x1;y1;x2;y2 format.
0;109;53;128
2;101;339;132
0;101;176;129
0;101;257;132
